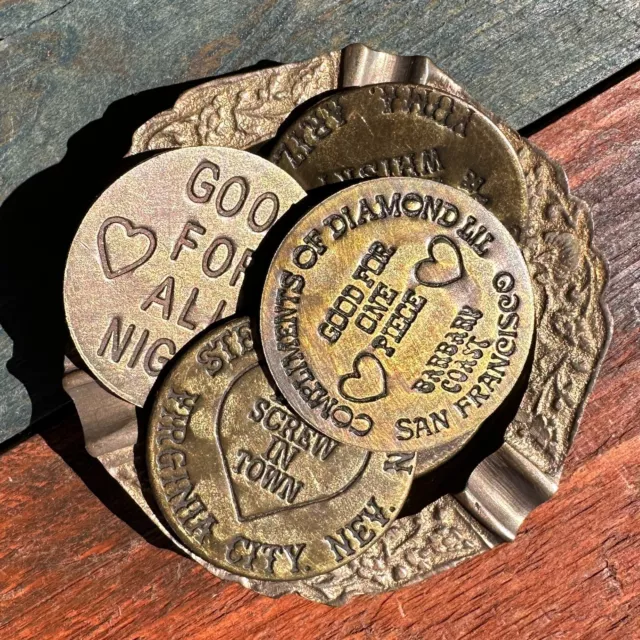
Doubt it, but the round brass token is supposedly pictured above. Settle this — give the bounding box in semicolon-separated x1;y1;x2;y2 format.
147;317;414;581
260;178;535;454
64;147;306;406
269;83;527;228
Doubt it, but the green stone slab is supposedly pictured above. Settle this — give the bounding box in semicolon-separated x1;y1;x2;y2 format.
1;0;639;442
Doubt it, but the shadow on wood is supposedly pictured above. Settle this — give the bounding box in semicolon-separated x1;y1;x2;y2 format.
39;404;176;551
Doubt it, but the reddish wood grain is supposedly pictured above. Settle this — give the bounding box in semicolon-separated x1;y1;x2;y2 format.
1;70;639;639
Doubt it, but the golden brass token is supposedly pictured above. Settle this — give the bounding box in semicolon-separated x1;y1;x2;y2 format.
64;147;305;406
269;83;528;228
147;317;414;581
260;178;535;455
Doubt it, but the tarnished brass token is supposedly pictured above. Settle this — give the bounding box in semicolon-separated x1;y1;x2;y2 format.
269;83;528;228
260;178;535;455
147;317;414;581
64;147;305;406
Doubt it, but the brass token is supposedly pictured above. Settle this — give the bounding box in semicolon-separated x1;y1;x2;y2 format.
147;317;414;581
260;178;535;454
64;147;305;406
269;83;527;228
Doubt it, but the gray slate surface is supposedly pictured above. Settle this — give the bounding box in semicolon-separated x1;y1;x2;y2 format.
1;0;639;443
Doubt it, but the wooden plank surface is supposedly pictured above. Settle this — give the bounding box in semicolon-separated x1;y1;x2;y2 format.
0;65;639;639
1;0;640;442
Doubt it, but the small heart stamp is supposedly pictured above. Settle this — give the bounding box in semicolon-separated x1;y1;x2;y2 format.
338;352;388;403
414;235;464;288
97;216;157;280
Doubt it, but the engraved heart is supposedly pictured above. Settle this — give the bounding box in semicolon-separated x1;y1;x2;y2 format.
338;352;388;404
414;235;464;287
97;216;157;279
216;365;370;522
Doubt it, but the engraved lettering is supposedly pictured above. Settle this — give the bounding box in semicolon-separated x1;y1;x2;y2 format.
140;276;174;320
324;497;391;562
97;316;135;363
202;236;236;278
171;221;206;260
216;176;248;217
186;159;220;203
247;192;279;233
144;338;176;376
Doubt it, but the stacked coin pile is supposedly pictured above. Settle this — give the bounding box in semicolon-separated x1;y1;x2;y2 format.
64;78;537;582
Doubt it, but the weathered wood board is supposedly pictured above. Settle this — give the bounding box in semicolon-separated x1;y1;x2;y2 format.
0;64;638;639
1;0;640;442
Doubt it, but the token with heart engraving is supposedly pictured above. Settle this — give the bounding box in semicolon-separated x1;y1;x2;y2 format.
147;317;414;580
260;178;535;455
64;147;306;406
268;83;528;230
